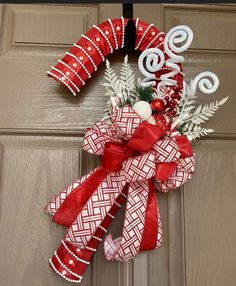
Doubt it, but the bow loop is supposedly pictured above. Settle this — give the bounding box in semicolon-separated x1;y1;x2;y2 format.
175;135;193;158
153;135;195;188
156;154;195;192
179;154;195;173
153;138;181;163
113;106;142;139
82;121;121;155
122;153;156;182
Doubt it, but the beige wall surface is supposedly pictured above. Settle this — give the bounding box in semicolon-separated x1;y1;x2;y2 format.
0;4;235;286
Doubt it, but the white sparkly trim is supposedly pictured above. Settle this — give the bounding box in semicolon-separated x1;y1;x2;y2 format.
120;192;127;198
81;34;105;61
146;32;164;49
61;240;90;265
114;201;121;208
73;43;97;71
136;23;154;50
121;16;125;48
52;67;80;92
160;66;184;76
135;18;139;28
58;60;85;85
66;52;91;78
85;246;97;252
98;225;107;232
93;235;102;241
49;259;81;283
156;42;164;49
107;213;115;219
93;25;113;53
54;251;83;279
47;71;77;96
108;18;118;49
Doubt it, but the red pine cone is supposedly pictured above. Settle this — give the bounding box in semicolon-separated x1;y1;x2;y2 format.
153;114;167;133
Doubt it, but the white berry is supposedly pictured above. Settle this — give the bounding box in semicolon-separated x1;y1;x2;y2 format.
133;101;152;121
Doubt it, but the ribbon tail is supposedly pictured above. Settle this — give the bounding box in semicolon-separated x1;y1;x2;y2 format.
104;180;150;262
104;180;163;262
140;179;163;251
49;184;129;283
44;170;94;216
45;167;109;227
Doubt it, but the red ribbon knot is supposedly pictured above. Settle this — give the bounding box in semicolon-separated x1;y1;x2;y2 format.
102;122;165;172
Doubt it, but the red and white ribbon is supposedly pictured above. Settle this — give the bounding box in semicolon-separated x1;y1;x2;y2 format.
45;106;195;283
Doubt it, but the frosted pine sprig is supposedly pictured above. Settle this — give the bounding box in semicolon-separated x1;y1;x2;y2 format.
102;60;122;95
178;83;197;117
184;97;228;125
102;56;140;118
119;55;136;102
185;126;214;140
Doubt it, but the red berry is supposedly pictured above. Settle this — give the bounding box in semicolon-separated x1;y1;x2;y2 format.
172;107;177;112
164;95;169;101
151;99;164;112
165;103;170;110
172;110;177;117
173;93;180;99
173;86;178;91
169;101;177;109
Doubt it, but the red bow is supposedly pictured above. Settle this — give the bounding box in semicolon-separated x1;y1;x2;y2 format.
53;122;164;228
45;106;195;283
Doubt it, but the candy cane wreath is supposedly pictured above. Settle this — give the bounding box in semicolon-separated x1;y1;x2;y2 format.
45;17;228;283
47;17;181;96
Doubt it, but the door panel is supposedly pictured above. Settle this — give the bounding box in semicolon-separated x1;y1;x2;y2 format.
184;140;236;286
133;4;236;286
165;11;236;51
3;4;99;56
0;53;139;132
0;3;235;286
0;135;83;286
0;4;122;133
0;4;127;286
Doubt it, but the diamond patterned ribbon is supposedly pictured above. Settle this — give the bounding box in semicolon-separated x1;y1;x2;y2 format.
45;106;195;283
